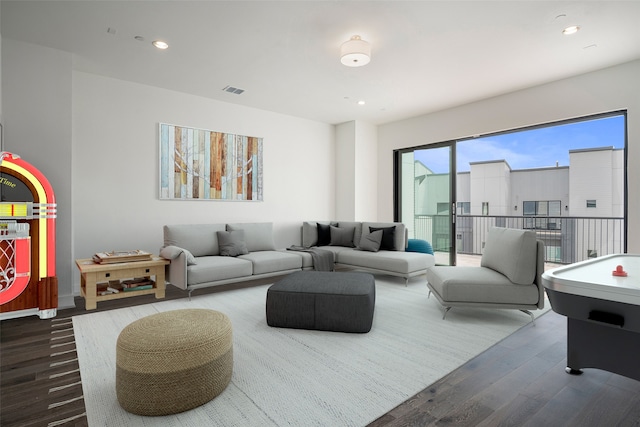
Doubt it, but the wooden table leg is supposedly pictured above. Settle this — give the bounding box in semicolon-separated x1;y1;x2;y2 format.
84;272;97;310
155;268;166;299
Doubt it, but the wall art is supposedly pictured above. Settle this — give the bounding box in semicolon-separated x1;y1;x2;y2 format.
159;123;263;201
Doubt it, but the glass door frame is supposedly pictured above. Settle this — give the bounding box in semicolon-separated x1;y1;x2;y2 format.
394;140;457;266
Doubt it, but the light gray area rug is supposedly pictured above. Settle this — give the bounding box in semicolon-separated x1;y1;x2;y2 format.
73;276;549;426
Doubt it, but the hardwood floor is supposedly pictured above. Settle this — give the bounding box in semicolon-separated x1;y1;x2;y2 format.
2;282;640;427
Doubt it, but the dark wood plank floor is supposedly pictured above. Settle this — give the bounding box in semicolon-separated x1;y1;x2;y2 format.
2;283;640;427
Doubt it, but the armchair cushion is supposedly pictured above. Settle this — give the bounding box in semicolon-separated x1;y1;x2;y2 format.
426;266;539;305
481;227;537;285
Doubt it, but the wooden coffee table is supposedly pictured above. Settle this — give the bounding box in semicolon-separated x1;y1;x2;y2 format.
75;257;169;310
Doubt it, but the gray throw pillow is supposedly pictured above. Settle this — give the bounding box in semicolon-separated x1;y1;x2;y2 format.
302;222;318;247
160;245;197;265
369;226;396;251
226;223;275;251
329;225;355;247
357;229;383;252
217;230;249;257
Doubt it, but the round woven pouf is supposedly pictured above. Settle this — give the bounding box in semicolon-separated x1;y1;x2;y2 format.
116;309;233;416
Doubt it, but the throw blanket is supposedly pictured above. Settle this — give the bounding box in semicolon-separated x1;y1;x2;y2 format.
287;246;334;272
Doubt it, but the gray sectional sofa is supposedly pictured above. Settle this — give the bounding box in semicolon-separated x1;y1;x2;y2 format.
160;221;435;296
298;221;435;283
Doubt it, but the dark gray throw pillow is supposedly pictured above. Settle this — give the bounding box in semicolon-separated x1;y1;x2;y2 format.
316;222;331;246
217;230;249;256
329;225;355;247
369;226;396;251
357;229;383;252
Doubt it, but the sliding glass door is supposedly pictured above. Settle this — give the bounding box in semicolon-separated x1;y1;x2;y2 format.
394;111;627;267
395;142;456;266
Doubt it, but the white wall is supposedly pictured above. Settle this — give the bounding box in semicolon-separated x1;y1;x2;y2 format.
335;121;356;220
378;59;640;253
3;38;336;305
72;71;335;269
2;39;74;307
354;121;378;221
335;120;378;221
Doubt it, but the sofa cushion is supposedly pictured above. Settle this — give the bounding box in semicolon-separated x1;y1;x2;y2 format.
337;249;432;274
302;222;318;247
369;226;396;251
217;230;249;257
426;266;539;305
357;230;383;252
160;245;197;265
163;224;226;257
238;251;302;275
337;222;363;247
330;225;355;247
316;223;332;246
315;246;351;262
301;221;335;247
481;227;537;285
187;256;253;285
226;223;276;252
362;222;406;251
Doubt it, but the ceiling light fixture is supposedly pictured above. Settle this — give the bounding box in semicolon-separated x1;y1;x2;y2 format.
340;35;371;67
562;25;580;35
152;40;169;49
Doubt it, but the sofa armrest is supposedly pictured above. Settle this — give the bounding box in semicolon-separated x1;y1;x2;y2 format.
160;246;188;290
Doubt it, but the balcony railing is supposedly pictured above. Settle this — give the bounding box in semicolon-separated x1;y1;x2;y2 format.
412;215;625;264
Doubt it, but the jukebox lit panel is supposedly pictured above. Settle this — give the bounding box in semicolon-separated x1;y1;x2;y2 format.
0;152;57;319
0;221;31;303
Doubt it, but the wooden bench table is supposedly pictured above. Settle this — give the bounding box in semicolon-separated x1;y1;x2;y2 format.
75;257;169;310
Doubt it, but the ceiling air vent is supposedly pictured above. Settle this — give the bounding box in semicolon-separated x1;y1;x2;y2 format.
222;86;245;95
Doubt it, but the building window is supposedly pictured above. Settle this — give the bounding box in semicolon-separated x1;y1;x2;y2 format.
457;202;470;215
587;200;597;208
523;200;562;230
437;203;450;215
482;202;489;216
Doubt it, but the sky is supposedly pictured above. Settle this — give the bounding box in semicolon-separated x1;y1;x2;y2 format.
415;114;625;174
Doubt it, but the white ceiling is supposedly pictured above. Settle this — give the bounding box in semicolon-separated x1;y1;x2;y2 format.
2;1;640;125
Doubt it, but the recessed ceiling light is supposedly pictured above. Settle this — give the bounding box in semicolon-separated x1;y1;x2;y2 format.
357;100;366;105
562;25;580;35
152;40;169;49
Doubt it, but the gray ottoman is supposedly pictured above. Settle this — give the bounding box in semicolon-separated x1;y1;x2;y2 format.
266;271;375;333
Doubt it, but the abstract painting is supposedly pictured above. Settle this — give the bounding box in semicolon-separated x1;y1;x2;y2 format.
159;123;263;201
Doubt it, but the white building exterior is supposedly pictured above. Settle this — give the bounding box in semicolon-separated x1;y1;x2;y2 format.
412;147;624;263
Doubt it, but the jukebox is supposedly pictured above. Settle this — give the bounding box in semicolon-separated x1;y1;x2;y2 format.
0;152;58;319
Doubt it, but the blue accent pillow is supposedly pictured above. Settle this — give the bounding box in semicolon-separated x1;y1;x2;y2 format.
406;239;434;255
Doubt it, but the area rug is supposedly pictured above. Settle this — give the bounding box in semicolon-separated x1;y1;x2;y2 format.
73;276;549;426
